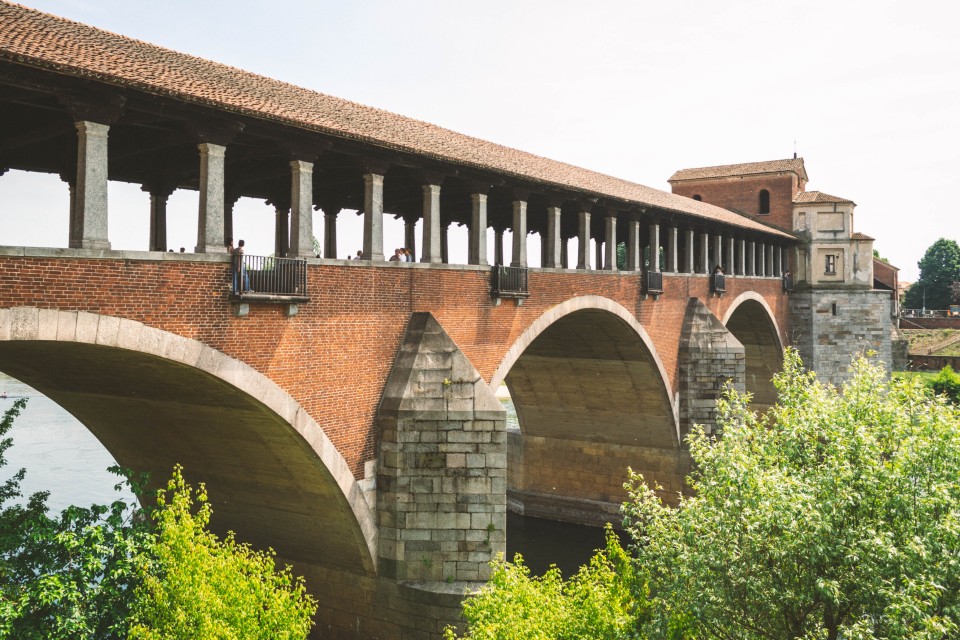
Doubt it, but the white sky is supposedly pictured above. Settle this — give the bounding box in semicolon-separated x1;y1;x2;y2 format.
3;0;958;280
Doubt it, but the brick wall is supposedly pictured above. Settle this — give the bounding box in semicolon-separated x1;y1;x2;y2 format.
671;173;799;232
0;253;791;478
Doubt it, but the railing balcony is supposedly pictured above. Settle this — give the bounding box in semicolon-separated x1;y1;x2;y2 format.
232;254;309;300
490;265;530;300
643;270;663;296
711;273;726;293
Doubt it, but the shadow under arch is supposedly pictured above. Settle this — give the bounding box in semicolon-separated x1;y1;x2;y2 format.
0;307;376;575
722;292;784;409
492;296;683;526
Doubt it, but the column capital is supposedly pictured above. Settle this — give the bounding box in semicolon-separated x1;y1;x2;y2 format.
59;92;126;125
510;188;530;202
183;119;244;146
415;168;447;186
464;180;493;195
140;181;176;200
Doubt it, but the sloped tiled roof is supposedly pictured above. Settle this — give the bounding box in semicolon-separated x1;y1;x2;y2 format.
852;232;874;241
0;2;794;239
793;191;855;205
669;158;808;183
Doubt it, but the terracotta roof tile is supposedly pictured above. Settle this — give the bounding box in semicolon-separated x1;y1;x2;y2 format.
852;232;874;241
0;2;794;239
793;191;855;205
669;158;808;183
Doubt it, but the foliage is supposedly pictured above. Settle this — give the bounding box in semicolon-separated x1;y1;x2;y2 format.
928;365;960;404
873;248;889;263
626;349;960;639
904;238;960;309
128;466;316;639
445;530;639;640
0;398;150;639
0;400;316;639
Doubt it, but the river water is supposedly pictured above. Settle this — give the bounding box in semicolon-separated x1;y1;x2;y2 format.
0;373;611;577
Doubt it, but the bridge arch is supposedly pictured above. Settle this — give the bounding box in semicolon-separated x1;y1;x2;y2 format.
722;292;784;409
492;296;684;524
0;307;377;575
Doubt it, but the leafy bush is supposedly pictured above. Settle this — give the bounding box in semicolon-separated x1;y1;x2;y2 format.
928;364;960;403
0;399;316;639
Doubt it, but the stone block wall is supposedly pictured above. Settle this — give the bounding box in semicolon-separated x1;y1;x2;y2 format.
789;289;892;385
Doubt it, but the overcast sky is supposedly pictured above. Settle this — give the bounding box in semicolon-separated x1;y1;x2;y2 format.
3;0;958;280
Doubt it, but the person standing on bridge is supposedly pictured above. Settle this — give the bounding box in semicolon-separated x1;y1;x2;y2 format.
234;239;252;293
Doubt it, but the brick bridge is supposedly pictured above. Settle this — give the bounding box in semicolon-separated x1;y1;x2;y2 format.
0;4;794;638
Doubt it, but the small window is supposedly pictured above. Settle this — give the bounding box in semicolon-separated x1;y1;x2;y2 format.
825;254;837;275
692;194;702;201
758;189;770;215
831;303;838;316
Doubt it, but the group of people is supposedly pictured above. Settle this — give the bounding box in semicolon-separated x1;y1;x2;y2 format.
348;248;413;261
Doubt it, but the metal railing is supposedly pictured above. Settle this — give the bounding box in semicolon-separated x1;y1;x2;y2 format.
901;309;959;319
711;273;726;293
232;254;308;297
490;265;529;299
643;270;663;295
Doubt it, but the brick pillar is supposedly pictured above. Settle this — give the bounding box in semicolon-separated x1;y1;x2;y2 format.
577;210;591;269
72;121;111;250
363;173;385;261
604;214;617;270
195;142;228;253
544;206;562;268
289;160;314;258
511;199;527;268
323;209;338;259
421;184;442;264
469;193;488;266
626;220;641;271
377;312;506;582
678;299;745;438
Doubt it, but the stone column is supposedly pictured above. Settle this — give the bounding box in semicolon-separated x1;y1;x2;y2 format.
604;214;617;270
544;206;562;268
441;224;449;264
725;237;736;276
775;246;784;277
747;241;756;276
766;243;775;276
577;210;591;269
421;183;442;264
758;243;767;277
595;241;604;271
147;187;171;252
511;199;527;268
71;121;111;250
323;209;338;259
404;217;417;262
699;232;709;274
494;229;504;265
289;160;314;258
626;220;641;271
684;229;695;273
363;172;385;261
195;142;228;253
737;239;746;276
648;222;661;273
469;193;488;266
274;205;289;257
712;234;723;272
561;237;569;269
665;226;678;273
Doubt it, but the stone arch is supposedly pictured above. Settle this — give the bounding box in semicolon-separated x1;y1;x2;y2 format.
722;292;784;409
0;307;377;575
492;296;684;524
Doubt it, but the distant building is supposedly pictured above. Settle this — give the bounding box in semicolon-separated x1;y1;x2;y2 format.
669;157;905;380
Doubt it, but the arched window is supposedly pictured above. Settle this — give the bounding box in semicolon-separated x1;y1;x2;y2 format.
758;189;770;215
692;194;702;201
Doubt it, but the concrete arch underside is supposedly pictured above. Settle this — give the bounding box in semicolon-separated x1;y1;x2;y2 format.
0;307;376;576
723;293;784;409
496;297;686;523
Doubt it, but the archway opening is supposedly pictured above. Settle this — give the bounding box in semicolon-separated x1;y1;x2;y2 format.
725;298;783;411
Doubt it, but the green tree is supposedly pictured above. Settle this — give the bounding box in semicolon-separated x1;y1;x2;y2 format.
626;350;960;639
0;400;317;639
128;466;316;639
904;238;960;310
